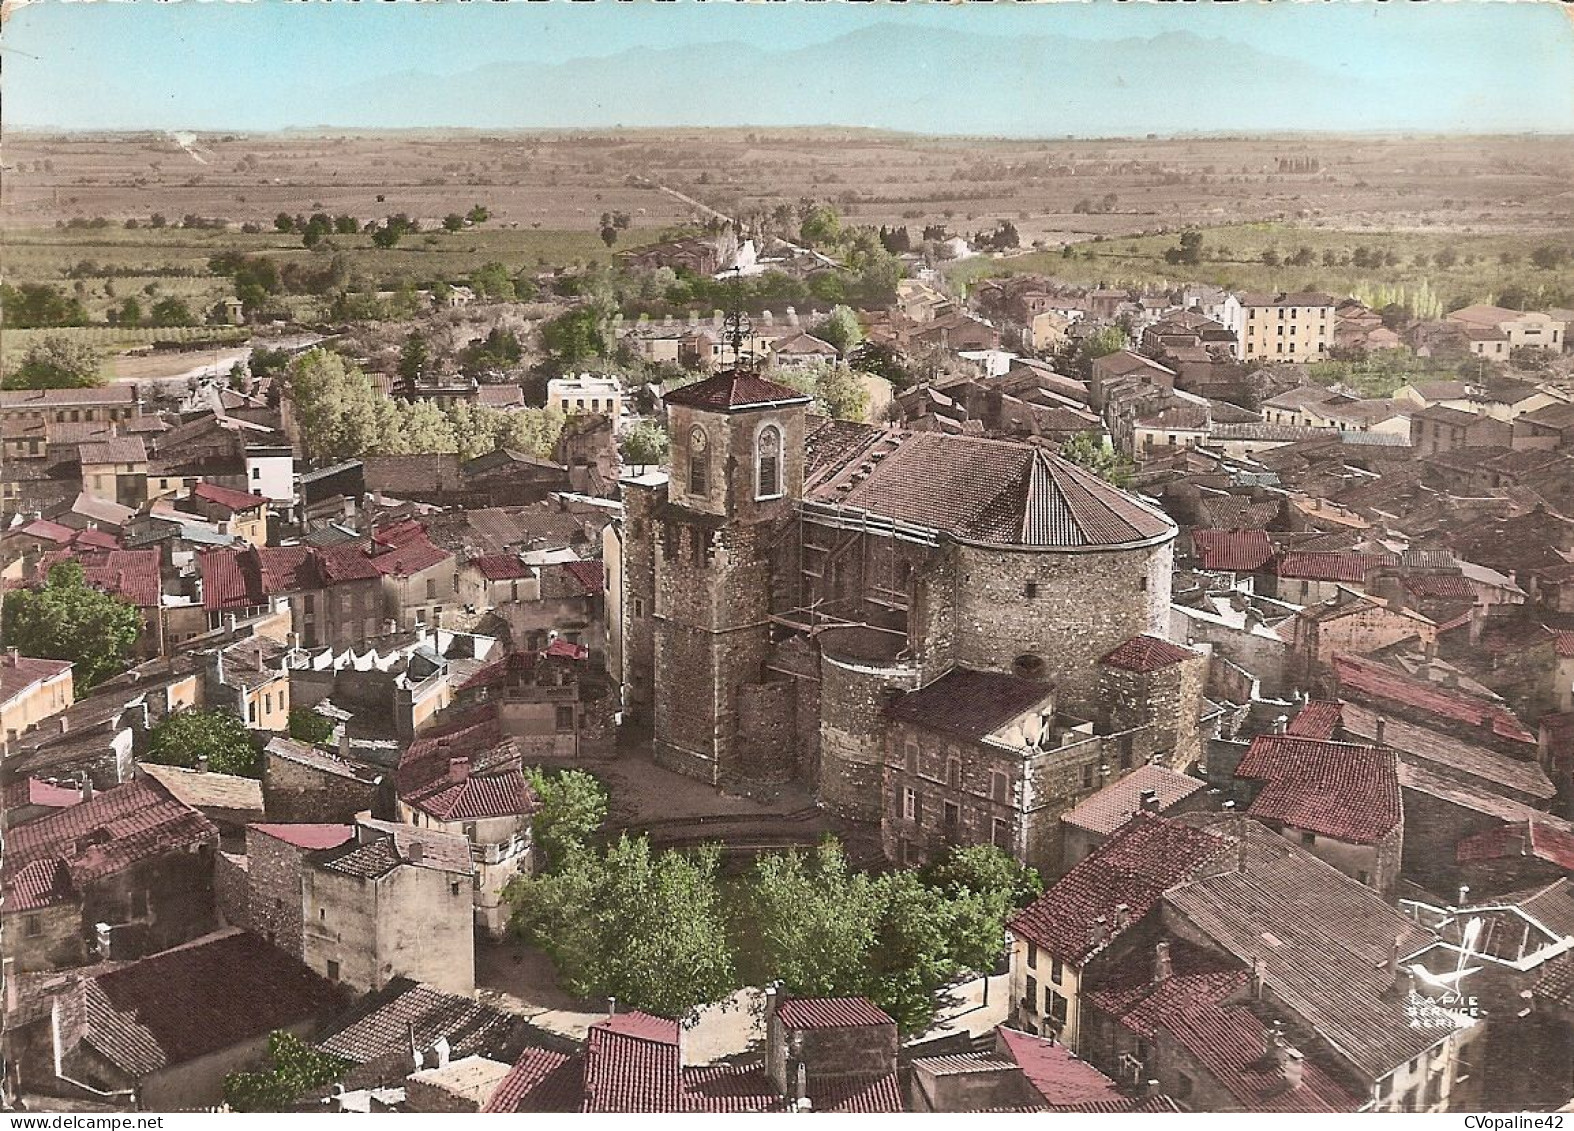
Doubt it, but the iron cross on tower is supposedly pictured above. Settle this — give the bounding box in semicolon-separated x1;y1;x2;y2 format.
722;267;755;372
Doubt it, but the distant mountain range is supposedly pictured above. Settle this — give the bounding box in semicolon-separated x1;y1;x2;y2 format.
316;26;1363;136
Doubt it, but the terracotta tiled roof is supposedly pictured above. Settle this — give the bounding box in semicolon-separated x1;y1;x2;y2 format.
77;437;148;465
995;1027;1126;1108
775;996;894;1031
192;480;267;513
1191;528;1275;572
583;1012;682;1113
1235;736;1401;845
663;369;812;411
1274;551;1389;583
1285;701;1342;739
808;1072;904;1113
471;554;532;581
0;654;72;705
560;559;606;596
80;930;343;1078
396;715;536;822
18;518;76;544
888;668;1054;741
680;1063;785;1113
485;1048;585;1112
807;433;1175;550
249;822;356;852
1403;574;1474;601
318;977;554;1069
1009;815;1228;965
1332;653;1535;747
1457;820;1574;872
4;777;218;902
40;549;162;608
1099;634;1200;674
1338;702;1554;804
1554;631;1574;659
1060;764;1206;836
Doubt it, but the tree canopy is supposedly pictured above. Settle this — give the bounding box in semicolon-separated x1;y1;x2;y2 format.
524;766;609;874
1;562;141;689
146;708;261;778
508;834;736;1021
4;336;105;390
223;1031;349;1112
776;362;869;423
810;305;864;356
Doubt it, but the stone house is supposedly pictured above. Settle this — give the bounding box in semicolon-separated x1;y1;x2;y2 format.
1238;292;1336;362
261;735;385;824
1285;588;1438;688
6;930;344;1111
1059;763;1209;872
393;712;538;936
206;635;292;732
243;821;355;955
200;542;385;650
0;651;74;751
367;520;459;633
0;385;140;428
301;817;476;996
1;776;220;972
179;480;270;544
77;435;148;508
1410;406;1512;458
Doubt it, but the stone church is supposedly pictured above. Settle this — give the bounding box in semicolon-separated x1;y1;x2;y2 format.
612;370;1203;870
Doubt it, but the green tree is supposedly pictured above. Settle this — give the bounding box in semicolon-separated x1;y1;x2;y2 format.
469;262;516;303
508;834;736;1020
5;336;104;390
619;418;669;466
741;840;878;998
146;708;261;778
810;305;863;356
798;203;842;249
0;562;141;690
848;340;914;391
1059;431;1134;488
287;708;335;745
223;1031;349;1112
466;204;490;225
1080;325;1126;362
524;767;609;874
274;212;295;233
443;213;466;233
398;333;430;387
539;305;609;369
862;869;961;1034
778;362;869;422
149;296;196;327
922;843;1043;910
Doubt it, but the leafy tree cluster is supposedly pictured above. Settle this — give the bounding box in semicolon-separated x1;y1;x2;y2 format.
599;210;633;248
370;213;420;249
540;304;612;370
774;361;870;422
808;305;863;356
1058;431;1135;488
0;562;142;689
223;1031;350;1112
0;283;90;329
287;708;336;745
1071;193;1120;214
618;417;669;466
973;220;1021;253
146;708;261;778
459;327;525;377
1164;229;1205;267
524;766;609;874
4;337;105;391
508;837;1039;1034
283;348;565;465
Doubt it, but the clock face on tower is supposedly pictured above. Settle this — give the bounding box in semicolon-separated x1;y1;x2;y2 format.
690;426;708;452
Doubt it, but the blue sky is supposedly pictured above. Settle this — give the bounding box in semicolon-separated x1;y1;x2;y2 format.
6;0;1573;135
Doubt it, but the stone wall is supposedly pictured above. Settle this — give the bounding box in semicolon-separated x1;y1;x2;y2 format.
263;748;379;824
820;630;920;822
214;849;250;931
620;487;659;724
736;680;799;785
248;829;310;957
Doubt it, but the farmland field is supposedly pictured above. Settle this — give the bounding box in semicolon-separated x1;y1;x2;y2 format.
949;222;1574;309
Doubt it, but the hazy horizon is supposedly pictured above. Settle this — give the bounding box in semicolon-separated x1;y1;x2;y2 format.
7;1;1574;136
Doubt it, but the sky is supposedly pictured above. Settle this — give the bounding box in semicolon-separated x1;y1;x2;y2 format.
5;0;1574;136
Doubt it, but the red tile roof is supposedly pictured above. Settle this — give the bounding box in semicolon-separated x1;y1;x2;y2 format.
995;1027;1125;1108
200;543;380;611
888;668;1054;741
484;1047;585;1113
1060;764;1206;837
19;518;76;544
1009;815;1227;965
1457;820;1574;872
663;370;812;411
1285;700;1342;739
368;526;451;578
1235;736;1401;845
680;1063;786;1113
1403;574;1475;601
41;549;162;608
775;996;894;1031
1191;529;1275;572
1098;634;1200;674
471;554;532;581
4;778;219;904
192;480;268;513
809;1072;905;1113
583;1012;682;1113
1555;631;1574;660
1162;1000;1364;1112
81;930;344;1077
396;715;537;822
250;822;357;851
0;654;72;705
1274;551;1389;583
1332;653;1535;747
560;559;606;596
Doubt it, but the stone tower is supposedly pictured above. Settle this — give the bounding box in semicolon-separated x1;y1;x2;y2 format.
649;371;811;788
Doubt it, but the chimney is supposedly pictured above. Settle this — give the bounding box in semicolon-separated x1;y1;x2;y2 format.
1441;670;1459;690
448;756;471;783
226;613;238;634
3;647;16;666
1139;788;1161;814
58;715;70;735
794;1061;809;1110
1276;1044;1305;1092
1457;884;1471;908
608;996;618;1017
338;728;351;760
1387;936;1401;979
1113;902;1131;931
1423;639;1437;663
1086;916;1110;950
1273;714;1288;735
1374;717;1386;746
407;840;425;864
1153;941;1173;984
1250;956;1267;1000
196;754;209;774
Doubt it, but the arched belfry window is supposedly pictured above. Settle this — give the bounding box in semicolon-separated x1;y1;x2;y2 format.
756;425;783;500
688;426;710;496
